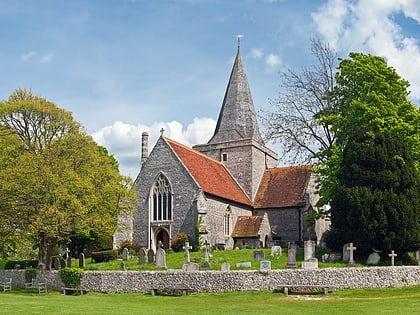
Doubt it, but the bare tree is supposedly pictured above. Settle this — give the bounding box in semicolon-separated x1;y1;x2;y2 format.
260;39;337;164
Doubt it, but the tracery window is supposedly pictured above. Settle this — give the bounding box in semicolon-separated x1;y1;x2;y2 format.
224;205;232;236
152;174;173;221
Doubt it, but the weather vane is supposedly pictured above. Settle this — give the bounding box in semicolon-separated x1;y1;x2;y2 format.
236;34;243;48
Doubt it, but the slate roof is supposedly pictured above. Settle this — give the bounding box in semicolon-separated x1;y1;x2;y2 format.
208;47;264;145
254;166;312;209
166;137;252;206
231;215;264;237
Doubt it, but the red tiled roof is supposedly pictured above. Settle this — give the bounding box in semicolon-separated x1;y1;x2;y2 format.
231;215;264;237
165;138;251;206
254;166;312;209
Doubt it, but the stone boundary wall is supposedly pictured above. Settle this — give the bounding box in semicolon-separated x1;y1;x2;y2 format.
1;267;419;293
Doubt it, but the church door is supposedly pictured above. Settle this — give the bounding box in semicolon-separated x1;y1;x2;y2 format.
156;229;170;249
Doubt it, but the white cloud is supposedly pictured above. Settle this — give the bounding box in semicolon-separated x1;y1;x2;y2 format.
21;51;36;61
91;118;216;179
40;53;54;64
266;53;283;71
250;47;264;59
312;0;420;101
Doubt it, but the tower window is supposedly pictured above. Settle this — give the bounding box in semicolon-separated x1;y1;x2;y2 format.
222;153;228;162
152;174;173;222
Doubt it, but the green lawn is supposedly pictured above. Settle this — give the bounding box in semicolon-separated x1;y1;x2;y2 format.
1;286;420;314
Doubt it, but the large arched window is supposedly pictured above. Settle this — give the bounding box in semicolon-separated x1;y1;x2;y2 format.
152;174;173;221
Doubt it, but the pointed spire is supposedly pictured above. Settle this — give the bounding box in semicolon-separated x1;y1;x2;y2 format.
208;37;264;145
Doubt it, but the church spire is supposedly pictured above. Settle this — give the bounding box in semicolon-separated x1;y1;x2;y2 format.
208;37;264;145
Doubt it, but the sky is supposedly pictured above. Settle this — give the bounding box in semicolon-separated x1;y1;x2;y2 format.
1;0;419;179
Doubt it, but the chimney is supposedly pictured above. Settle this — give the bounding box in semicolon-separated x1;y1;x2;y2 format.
140;132;149;169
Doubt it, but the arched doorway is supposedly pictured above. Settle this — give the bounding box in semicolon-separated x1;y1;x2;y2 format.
156;229;170;250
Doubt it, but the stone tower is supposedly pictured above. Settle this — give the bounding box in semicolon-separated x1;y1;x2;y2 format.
193;45;278;200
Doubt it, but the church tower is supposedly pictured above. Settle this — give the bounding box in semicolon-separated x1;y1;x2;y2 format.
193;40;278;200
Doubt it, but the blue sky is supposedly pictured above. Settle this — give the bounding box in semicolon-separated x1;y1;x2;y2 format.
1;0;419;179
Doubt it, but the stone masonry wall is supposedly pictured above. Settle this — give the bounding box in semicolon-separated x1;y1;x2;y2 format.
2;267;419;293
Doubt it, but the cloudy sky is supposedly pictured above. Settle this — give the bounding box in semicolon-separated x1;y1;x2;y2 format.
1;0;419;179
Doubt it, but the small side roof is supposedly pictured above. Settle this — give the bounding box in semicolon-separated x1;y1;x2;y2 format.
166;137;252;206
254;165;312;209
231;215;264;238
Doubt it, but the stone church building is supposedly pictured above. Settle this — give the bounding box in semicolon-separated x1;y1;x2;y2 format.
125;45;329;251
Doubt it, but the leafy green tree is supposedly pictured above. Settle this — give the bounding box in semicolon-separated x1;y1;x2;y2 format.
0;89;136;268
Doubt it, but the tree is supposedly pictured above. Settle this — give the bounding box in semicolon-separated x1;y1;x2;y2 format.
0;89;136;268
259;38;337;164
325;53;420;256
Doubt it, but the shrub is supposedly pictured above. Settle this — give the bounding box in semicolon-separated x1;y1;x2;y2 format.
171;233;190;252
4;260;38;269
59;267;84;288
25;268;37;283
323;229;344;252
91;250;118;263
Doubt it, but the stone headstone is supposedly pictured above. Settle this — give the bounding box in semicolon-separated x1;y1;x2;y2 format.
270;246;282;257
64;248;71;267
53;257;60;270
120;261;126;271
155;243;166;268
286;247;297;269
416;250;420;266
147;249;155;263
202;241;211;268
221;262;230;271
253;250;265;261
260;260;271;271
304;240;316;260
138;248;147;264
60;258;66;269
302;258;318;269
122;247;129;261
225;238;234;250
79;253;85;269
343;243;350;262
367;252;381;265
236;261;252;268
182;262;199;272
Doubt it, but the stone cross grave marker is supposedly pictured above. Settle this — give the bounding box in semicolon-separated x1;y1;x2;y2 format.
155;241;167;268
65;248;72;267
253;250;265;261
138;248;147;264
389;250;397;266
286;246;297;269
183;241;192;263
147;248;155;263
122;247;129;261
202;241;211;268
79;253;85;269
347;242;357;267
304;240;316;260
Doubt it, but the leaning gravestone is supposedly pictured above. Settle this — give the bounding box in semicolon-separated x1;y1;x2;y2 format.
147;249;155;263
138;248;147;264
221;262;230;271
367;252;380;265
304;240;316;260
79;253;85;268
183;262;199;271
286;247;297;268
122;248;129;261
253;250;265;261
270;246;282;257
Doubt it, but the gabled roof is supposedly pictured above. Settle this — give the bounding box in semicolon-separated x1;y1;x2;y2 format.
208;47;264;145
231;215;264;238
254;166;312;209
165;137;252;206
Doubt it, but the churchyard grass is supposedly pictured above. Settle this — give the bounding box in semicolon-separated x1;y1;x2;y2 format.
1;286;419;314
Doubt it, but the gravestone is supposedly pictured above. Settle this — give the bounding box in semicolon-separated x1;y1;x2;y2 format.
367;252;381;265
182;262;199;271
416;250;420;266
202;241;211;268
155;242;166;268
260;260;271;271
302;258;318;269
347;243;357;267
65;248;72;267
122;248;129;261
253;250;265;261
286;247;297;269
183;241;192;263
221;262;230;271
147;249;155;263
79;253;85;269
389;250;397;266
138;248;147;264
270;246;282;257
120;261;126;271
236;262;252;268
304;240;316;260
60;258;67;269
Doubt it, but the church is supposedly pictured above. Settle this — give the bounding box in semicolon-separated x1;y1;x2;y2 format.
128;43;329;251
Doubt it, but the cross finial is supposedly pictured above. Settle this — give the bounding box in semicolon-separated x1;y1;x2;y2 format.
160;128;165;136
236;34;243;48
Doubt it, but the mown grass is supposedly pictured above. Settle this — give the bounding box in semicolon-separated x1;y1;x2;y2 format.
1;286;419;314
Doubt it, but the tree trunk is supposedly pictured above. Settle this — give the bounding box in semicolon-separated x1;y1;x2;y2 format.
38;232;56;270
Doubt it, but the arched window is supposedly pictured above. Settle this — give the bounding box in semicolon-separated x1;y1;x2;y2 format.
152;174;173;222
224;205;232;236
